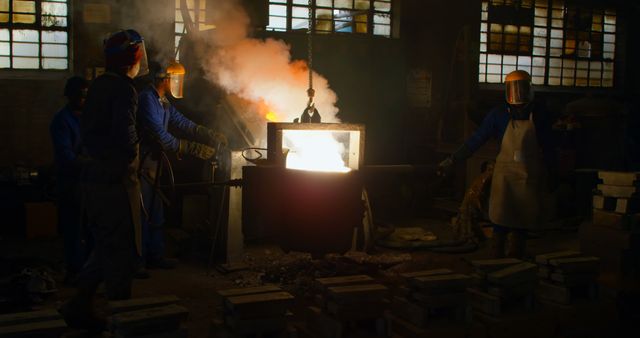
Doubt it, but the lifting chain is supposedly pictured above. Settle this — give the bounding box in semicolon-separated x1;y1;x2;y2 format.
307;0;314;104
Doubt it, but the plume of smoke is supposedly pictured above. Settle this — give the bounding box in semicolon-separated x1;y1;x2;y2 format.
201;0;340;123
119;0;177;64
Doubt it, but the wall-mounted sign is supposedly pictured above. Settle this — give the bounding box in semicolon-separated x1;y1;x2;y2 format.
83;3;111;24
407;69;432;108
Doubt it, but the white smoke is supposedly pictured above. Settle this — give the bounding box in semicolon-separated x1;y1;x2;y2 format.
200;0;340;123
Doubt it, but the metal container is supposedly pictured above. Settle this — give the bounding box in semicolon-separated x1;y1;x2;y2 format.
267;122;366;170
242;166;364;254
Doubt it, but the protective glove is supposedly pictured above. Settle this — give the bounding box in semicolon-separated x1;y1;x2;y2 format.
437;156;455;177
196;125;228;148
178;139;216;161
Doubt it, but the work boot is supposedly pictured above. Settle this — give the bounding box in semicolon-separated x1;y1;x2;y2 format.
134;266;150;279
507;231;527;259
59;293;106;334
492;231;507;258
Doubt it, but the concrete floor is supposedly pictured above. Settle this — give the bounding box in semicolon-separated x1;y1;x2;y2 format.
0;223;635;337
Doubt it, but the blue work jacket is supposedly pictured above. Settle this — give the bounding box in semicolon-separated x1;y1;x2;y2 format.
50;106;82;179
137;86;198;154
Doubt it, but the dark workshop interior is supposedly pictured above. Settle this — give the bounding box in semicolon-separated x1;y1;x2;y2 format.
1;0;640;337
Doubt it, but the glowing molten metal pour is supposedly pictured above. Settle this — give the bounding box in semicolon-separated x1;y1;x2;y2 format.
283;130;351;173
262;106;351;173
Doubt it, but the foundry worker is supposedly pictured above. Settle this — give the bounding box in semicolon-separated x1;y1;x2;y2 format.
137;60;227;271
438;70;556;258
62;30;148;331
50;76;91;284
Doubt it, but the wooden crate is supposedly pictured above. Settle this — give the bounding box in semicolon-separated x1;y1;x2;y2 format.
224;292;294;319
0;308;65;338
302;306;386;338
467;287;534;317
598;171;640;186
537;280;598;305
109;304;189;337
108;295;180;314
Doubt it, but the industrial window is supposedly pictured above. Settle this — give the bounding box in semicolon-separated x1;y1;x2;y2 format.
479;0;616;87
267;0;393;37
0;0;69;70
174;0;215;60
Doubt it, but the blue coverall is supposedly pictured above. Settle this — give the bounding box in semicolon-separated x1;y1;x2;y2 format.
137;86;199;262
50;106;91;275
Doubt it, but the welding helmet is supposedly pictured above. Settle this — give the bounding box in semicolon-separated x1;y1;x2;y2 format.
504;70;533;105
104;29;149;77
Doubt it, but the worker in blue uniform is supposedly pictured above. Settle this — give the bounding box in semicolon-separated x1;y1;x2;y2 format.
439;70;556;258
50;76;91;284
62;29;149;332
137;60;226;271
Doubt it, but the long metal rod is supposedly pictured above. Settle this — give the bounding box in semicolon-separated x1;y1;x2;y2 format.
360;164;438;174
158;179;242;189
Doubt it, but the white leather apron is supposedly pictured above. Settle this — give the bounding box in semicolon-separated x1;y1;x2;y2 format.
488;113;553;229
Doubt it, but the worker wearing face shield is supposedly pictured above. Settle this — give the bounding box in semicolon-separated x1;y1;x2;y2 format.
136;60;227;272
439;70;556;259
62;29;148;332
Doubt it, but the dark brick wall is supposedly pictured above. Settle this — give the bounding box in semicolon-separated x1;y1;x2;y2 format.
0;80;65;166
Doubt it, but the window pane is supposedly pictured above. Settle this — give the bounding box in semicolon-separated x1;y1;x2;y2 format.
269;16;287;29
0;42;8;55
534;27;546;37
355;0;370;10
42;1;67;16
487;74;501;83
13;13;35;23
13;0;35;13
603;33;615;44
292;18;308;30
0;28;8;41
317;0;332;6
374;1;391;12
0;0;8;11
42;15;67;26
43;58;67;69
0;13;7;22
0;56;9;67
42;43;67;57
42;31;67;43
270;4;286;16
335;0;352;9
175;22;184;34
503;64;516;74
13;29;39;42
374;14;390;24
518;56;531;67
316;19;332;32
13;57;39;69
373;24;390;36
292;6;309;18
13;42;39;56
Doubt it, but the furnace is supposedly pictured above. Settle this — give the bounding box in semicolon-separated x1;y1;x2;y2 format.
243;122;366;254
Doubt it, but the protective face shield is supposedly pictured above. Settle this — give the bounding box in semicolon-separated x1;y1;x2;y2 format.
104;29;149;78
165;61;186;98
504;70;533;105
125;30;149;77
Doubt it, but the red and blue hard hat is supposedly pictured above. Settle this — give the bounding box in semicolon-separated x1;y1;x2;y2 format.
103;29;146;70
